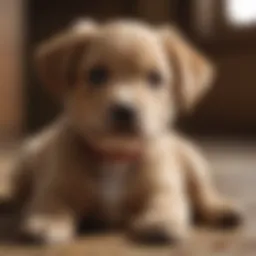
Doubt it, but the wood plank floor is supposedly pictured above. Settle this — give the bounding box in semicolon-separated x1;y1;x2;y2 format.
0;140;255;256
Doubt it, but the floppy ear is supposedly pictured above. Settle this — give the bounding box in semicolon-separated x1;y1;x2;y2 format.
159;26;215;111
35;20;97;97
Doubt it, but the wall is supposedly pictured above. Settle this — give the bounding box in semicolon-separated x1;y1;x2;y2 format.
0;0;23;142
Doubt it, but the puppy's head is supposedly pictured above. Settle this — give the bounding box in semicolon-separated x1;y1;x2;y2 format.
35;19;214;152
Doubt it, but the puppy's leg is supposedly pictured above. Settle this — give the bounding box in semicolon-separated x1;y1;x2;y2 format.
178;138;242;228
129;141;190;244
0;154;33;213
130;190;189;244
21;192;77;245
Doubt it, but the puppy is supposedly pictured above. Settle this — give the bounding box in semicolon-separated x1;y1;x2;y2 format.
6;19;241;244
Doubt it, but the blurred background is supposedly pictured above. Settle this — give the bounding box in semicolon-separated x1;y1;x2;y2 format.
1;0;256;144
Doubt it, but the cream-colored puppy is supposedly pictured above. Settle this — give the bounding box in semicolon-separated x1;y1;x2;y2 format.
7;19;241;244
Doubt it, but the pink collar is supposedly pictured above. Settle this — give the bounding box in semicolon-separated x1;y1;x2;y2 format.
95;149;142;164
77;136;142;164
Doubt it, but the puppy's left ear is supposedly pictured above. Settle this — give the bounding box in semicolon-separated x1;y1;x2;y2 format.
35;19;97;97
159;26;215;111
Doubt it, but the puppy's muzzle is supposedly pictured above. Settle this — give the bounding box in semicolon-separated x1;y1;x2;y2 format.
109;103;138;134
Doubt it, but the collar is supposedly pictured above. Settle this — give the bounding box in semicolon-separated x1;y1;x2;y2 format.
95;149;142;164
75;134;142;164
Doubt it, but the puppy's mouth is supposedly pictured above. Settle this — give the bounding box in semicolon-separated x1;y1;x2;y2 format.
110;122;141;137
83;120;143;155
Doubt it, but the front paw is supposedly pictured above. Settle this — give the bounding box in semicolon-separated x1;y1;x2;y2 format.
20;215;75;245
200;201;243;229
129;214;188;245
211;206;243;229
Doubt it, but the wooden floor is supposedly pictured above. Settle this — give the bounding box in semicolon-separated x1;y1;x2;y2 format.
0;140;255;256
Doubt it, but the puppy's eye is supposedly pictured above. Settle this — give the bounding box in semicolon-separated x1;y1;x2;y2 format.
88;66;109;86
147;70;163;88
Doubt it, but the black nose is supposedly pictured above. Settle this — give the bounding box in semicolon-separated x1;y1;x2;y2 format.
110;104;136;125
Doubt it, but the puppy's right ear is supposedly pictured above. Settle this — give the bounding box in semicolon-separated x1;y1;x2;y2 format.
159;26;215;112
35;20;97;97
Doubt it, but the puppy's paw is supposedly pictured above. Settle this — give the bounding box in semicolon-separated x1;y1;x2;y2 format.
211;206;243;229
129;214;188;245
20;215;75;245
202;201;243;229
130;223;179;245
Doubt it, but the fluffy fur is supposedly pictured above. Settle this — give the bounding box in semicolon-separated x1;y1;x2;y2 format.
4;19;242;244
